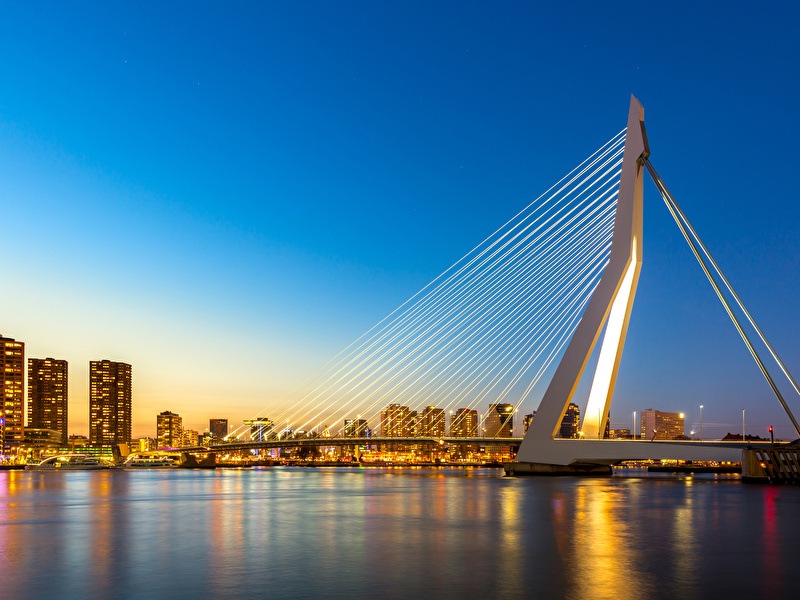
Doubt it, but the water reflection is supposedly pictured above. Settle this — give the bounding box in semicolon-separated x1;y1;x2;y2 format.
1;469;799;599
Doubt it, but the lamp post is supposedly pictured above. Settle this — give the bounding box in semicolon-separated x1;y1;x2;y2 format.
742;409;746;442
699;405;704;441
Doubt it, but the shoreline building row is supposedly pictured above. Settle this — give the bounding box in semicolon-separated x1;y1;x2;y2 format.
1;334;132;454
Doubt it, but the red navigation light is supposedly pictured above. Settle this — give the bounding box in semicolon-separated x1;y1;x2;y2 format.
768;426;774;432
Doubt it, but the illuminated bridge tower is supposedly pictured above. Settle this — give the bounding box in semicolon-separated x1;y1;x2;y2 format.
514;96;648;470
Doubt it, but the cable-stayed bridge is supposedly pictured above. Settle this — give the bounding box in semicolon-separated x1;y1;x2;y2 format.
214;96;799;473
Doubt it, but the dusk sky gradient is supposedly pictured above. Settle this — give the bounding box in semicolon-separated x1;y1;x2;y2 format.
2;2;799;439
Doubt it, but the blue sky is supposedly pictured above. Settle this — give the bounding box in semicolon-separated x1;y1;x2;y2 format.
1;2;799;438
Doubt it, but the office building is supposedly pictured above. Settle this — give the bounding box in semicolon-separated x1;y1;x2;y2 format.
89;360;132;447
1;334;25;451
210;418;228;440
485;403;514;438
28;357;68;444
640;409;685;440
157;410;183;448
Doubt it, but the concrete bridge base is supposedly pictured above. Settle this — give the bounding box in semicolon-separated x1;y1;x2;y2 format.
503;461;612;477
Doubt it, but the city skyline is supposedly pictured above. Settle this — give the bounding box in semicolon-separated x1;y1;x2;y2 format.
2;3;800;439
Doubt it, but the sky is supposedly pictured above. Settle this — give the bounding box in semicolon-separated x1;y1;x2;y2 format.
1;2;799;439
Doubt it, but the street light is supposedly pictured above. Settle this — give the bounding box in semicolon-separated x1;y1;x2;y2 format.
699;405;704;441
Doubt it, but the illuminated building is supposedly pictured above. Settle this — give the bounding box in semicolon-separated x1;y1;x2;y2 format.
380;404;416;437
135;437;157;451
1;334;25;451
68;434;89;449
182;429;199;447
640;409;685;440
609;428;632;439
418;406;445;437
523;412;536;433
559;403;580;439
449;408;478;459
210;418;228;440
157;410;183;448
485;403;514;438
89;360;132;447
244;418;274;441
22;428;62;459
28;357;68;444
343;418;369;437
450;408;478;437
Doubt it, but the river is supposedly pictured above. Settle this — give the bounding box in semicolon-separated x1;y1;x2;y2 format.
1;467;799;599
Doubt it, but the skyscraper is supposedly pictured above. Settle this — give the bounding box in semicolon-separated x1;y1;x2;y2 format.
209;418;228;440
28;357;69;444
1;334;25;451
157;410;183;448
485;403;514;438
89;360;132;447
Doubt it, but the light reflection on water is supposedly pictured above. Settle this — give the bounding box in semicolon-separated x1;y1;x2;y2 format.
1;468;799;599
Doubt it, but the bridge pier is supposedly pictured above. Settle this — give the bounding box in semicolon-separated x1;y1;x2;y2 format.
503;461;611;476
742;444;800;483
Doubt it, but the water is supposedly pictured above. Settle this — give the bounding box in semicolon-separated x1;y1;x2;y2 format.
1;467;799;599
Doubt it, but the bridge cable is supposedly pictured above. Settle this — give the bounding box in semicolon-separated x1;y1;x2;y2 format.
643;158;800;436
226;131;625;443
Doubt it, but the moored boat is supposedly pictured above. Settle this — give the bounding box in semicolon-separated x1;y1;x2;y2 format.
25;454;111;470
121;453;180;468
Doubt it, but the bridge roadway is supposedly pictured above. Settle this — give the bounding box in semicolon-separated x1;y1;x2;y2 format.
184;436;784;457
185;436;523;453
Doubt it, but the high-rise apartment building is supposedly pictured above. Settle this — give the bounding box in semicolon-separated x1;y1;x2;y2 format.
418;406;446;437
640;409;685;441
1;334;25;451
485;403;514;438
209;418;228;440
559;403;581;439
157;410;183;448
181;429;199;447
28;357;68;444
450;408;478;437
380;404;416;437
89;360;132;447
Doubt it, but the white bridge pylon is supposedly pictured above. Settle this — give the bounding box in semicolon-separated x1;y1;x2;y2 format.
516;96;741;467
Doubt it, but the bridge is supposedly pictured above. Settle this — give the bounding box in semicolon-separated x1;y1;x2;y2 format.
211;95;799;474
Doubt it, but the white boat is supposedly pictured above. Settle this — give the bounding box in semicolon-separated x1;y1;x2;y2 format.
121;453;180;468
25;454;111;470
